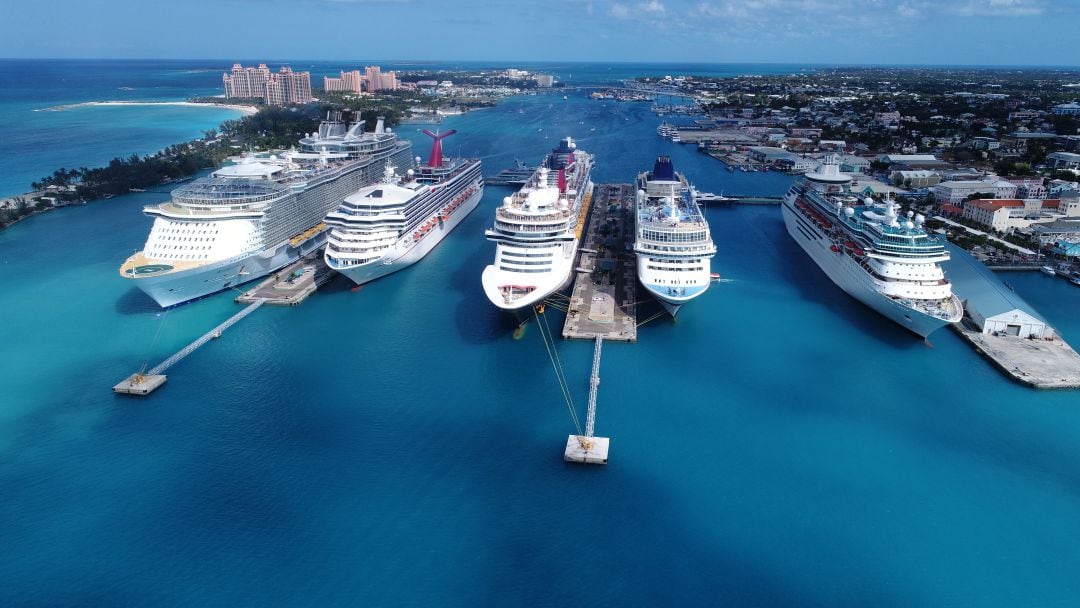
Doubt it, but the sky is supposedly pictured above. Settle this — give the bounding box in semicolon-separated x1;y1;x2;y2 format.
3;0;1078;66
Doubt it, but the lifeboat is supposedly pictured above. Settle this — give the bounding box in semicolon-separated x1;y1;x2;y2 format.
830;244;840;253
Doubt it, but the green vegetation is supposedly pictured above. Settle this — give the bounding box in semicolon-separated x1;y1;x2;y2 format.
24;103;397;208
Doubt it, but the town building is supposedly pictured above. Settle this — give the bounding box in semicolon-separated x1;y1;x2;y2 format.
1048;152;1080;171
891;170;940;188
535;74;554;87
224;63;312;105
1051;102;1080;116
932;179;1017;205
1007;177;1046;199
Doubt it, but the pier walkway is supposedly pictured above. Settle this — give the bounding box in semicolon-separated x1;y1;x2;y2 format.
148;299;265;376
565;336;609;464
114;298;266;395
562;183;639;342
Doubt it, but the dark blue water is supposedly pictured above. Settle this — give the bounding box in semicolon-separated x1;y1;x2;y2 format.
2;61;1080;607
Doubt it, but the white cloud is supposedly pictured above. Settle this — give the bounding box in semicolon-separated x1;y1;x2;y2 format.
947;0;1045;16
610;1;666;20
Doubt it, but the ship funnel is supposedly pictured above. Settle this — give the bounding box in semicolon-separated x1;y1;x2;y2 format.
422;129;457;167
375;116;386;134
652;156;675;181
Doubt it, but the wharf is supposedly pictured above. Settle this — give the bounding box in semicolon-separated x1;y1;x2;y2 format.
952;322;1080;389
236;254;334;306
562;183;638;342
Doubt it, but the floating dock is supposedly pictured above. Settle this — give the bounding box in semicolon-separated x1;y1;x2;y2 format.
236;254;334;306
562;183;638;342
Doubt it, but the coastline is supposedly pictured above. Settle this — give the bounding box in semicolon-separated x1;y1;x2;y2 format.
37;100;259;116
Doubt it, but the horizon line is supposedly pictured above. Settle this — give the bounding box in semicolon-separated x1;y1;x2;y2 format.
2;57;1080;70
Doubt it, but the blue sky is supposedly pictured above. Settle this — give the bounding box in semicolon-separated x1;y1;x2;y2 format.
3;0;1078;65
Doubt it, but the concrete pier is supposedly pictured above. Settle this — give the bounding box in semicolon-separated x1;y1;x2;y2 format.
952;323;1080;389
236;254;333;306
562;183;639;342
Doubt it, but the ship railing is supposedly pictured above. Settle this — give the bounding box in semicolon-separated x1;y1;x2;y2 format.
149;203;265;218
496;210;574;223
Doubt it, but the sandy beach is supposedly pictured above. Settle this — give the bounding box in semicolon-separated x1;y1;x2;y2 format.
39;100;259;115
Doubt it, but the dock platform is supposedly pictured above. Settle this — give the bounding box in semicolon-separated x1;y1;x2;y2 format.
236;254;333;306
952;323;1080;389
113;374;166;395
562;184;639;342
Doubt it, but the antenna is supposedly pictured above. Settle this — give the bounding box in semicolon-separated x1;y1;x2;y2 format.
422;129;457;167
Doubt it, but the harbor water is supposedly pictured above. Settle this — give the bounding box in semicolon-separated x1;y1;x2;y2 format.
2;61;1080;606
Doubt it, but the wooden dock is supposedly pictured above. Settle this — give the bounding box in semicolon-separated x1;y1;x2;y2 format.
562;184;639;342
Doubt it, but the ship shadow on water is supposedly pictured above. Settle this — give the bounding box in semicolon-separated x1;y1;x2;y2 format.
447;228;520;345
114;287;165;315
753;213;921;350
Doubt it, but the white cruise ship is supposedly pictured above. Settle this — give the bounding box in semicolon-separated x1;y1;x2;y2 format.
119;112;413;307
323;130;483;285
481;137;594;312
633;157;716;316
780;156;963;337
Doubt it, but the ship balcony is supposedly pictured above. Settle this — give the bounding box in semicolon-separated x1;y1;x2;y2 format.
146;202;264;220
496;209;573;223
493;221;572;234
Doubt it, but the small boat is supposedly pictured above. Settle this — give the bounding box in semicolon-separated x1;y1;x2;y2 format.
1072;276;1080;287
709;272;721;282
1041;266;1057;276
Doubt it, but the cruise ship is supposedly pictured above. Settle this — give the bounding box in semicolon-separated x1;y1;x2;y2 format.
780;156;963;337
119;112;413;307
323;130;483;285
633;157;716;316
481;137;594;312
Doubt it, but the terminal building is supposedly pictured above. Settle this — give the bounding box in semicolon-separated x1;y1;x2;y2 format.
943;243;1054;339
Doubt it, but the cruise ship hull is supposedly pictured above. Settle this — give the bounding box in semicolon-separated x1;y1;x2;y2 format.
781;199;955;338
481;240;577;312
126;234;324;308
637;276;708;317
333;186;483;285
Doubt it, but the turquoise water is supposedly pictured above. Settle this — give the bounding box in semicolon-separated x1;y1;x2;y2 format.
0;59;248;198
3;64;1080;606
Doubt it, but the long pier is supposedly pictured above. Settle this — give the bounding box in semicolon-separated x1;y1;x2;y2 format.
562;183;639;342
113;298;266;395
565;336;609;464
